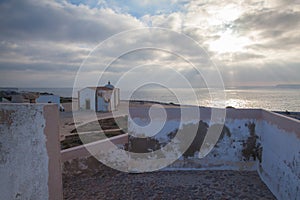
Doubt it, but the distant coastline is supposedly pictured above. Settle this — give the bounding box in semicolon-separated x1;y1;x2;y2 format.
275;84;300;89
0;87;80;98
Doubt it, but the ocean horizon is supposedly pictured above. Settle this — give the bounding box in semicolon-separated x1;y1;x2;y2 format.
7;86;300;112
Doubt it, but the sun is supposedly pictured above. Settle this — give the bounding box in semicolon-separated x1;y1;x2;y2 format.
205;4;251;54
209;31;251;54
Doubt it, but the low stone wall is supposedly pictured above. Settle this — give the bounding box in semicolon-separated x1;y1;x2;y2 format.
258;111;300;200
61;106;300;200
128;107;262;171
127;106;300;199
0;104;62;200
61;134;128;175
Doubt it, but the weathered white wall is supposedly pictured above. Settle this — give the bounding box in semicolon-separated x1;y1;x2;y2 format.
79;87;120;112
61;105;300;199
169;118;261;171
61;133;129;174
128;107;262;171
97;96;108;112
0;104;62;199
128;107;300;199
110;91;115;111
79;88;95;110
96;90;111;112
96;89;120;112
257;112;300;200
113;88;120;109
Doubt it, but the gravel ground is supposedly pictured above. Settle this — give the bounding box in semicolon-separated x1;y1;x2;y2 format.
63;164;275;200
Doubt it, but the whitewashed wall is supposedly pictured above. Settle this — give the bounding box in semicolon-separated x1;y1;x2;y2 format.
127;106;300;199
258;111;300;200
128;107;261;171
79;88;95;110
62;105;300;199
0;104;62;199
114;88;120;108
96;89;120;112
96;90;112;112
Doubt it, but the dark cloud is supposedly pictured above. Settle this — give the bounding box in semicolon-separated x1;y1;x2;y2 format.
0;60;79;71
234;9;300;48
249;34;300;50
236;10;300;30
232;52;265;60
0;0;143;43
0;40;90;71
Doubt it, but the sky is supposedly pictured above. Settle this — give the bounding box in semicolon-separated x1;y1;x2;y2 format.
0;0;299;88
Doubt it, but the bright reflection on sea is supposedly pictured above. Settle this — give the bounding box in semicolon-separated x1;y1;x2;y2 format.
122;87;300;112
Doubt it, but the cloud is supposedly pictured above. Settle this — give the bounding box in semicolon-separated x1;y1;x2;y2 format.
0;69;77;87
0;0;299;88
0;0;144;87
75;0;189;17
0;0;144;43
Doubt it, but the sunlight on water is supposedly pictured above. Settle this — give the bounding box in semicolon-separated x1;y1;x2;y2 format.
226;99;249;108
122;87;300;112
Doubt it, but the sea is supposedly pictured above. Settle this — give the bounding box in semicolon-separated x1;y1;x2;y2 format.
15;87;300;112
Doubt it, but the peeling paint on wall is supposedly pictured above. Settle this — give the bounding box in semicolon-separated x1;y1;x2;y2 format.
242;122;262;162
0;104;49;199
258;120;300;200
0;110;15;125
127;116;260;171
